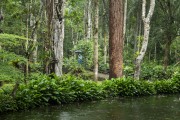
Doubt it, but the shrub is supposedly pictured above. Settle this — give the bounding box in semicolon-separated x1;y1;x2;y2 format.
0;94;17;112
16;75;62;109
15;74;105;110
0;73;180;113
154;80;178;94
113;78;155;96
123;65;134;77
58;75;105;101
102;78;156;97
102;79;119;97
140;64;178;80
171;71;180;92
0;62;23;83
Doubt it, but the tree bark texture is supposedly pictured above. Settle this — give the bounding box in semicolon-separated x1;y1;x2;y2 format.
160;0;175;70
134;0;155;80
0;8;3;49
123;0;127;42
93;0;99;81
53;0;65;76
102;0;108;64
163;38;171;70
84;0;92;40
30;0;44;63
44;0;53;74
109;0;124;79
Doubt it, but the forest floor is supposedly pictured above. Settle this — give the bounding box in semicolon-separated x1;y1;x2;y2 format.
87;71;109;80
63;67;109;80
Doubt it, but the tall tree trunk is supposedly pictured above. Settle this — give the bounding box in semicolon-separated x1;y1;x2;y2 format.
0;8;3;49
162;0;174;70
25;2;30;84
30;0;44;63
163;39;171;70
157;0;178;69
85;0;92;40
109;0;124;79
87;0;92;40
30;0;37;63
103;33;107;64
123;0;127;44
134;0;155;80
133;6;141;62
102;0;108;64
154;42;157;62
93;0;99;81
53;0;65;76
45;0;53;74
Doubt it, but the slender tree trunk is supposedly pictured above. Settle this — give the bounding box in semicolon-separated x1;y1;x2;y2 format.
0;8;3;49
163;39;171;70
72;27;76;58
134;1;143;63
30;0;44;63
45;0;53;74
103;33;107;64
149;51;151;62
123;0;127;43
158;0;175;69
154;42;156;62
109;0;124;79
84;3;87;39
85;0;92;40
53;0;65;76
134;0;155;80
0;8;3;34
102;0;108;64
30;0;37;63
25;2;30;84
93;0;99;81
133;10;140;61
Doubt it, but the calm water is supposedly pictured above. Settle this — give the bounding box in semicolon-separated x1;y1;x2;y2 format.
1;95;180;120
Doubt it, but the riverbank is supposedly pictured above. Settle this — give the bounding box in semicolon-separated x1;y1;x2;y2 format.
0;73;180;113
1;95;180;120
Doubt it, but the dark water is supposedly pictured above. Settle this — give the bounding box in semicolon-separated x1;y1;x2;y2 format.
1;95;180;120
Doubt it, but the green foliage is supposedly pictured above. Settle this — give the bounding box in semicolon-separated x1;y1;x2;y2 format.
171;71;180;92
16;75;61;109
102;78;156;97
63;58;93;79
70;40;104;70
140;63;179;81
0;33;28;46
0;84;15;113
0;50;27;63
122;63;180;81
73;40;94;69
0;33;27;83
102;79;119;97
0;62;24;82
14;74;104;110
99;62;109;73
123;65;134;77
0;94;17;112
154;80;178;94
170;37;180;63
0;84;14;94
64;57;85;74
29;63;43;73
1;74;180;113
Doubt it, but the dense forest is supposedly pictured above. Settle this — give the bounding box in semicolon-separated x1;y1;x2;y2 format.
0;0;180;113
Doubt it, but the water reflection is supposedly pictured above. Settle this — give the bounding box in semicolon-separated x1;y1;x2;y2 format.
1;95;180;120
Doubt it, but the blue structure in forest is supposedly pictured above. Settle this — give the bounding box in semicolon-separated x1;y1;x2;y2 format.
75;50;83;64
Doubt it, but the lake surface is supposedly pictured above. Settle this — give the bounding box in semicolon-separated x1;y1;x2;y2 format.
1;95;180;120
